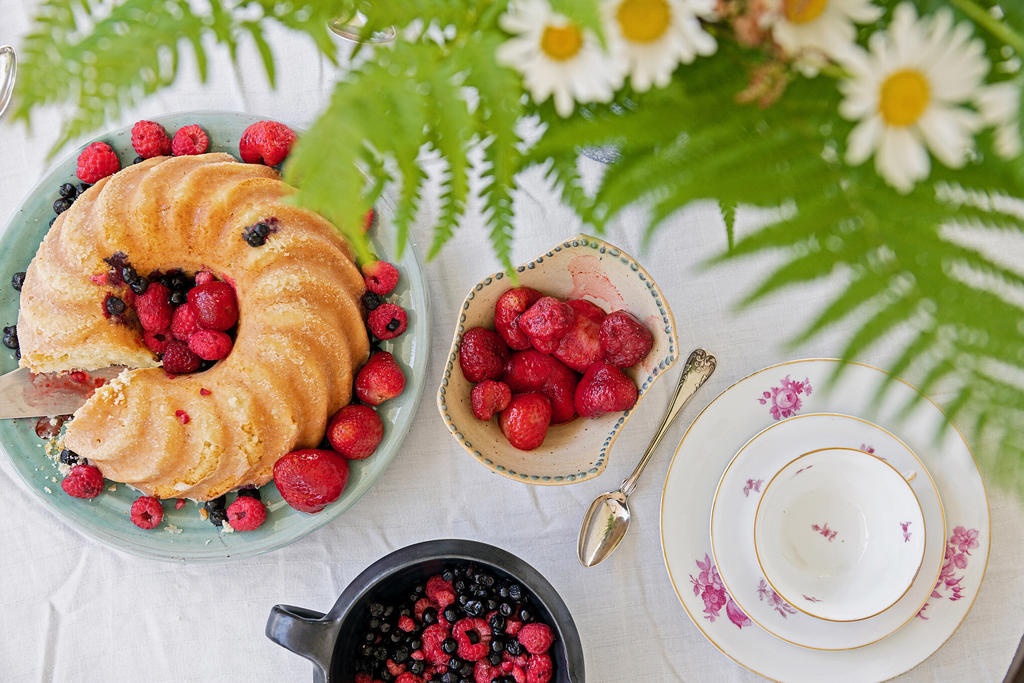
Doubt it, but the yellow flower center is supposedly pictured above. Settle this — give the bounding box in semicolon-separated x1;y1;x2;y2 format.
617;0;672;44
540;24;584;61
879;69;931;127
784;0;828;24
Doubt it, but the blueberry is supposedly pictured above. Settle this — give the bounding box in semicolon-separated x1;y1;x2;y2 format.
422;607;437;625
78;183;91;194
204;495;227;526
58;183;78;198
373;646;388;661
440;673;458;683
448;656;461;669
2;324;18;350
442;569;455;583
488;652;503;666
48;216;56;227
443;606;460;623
391;646;409;662
242;222;272;247
475;573;495;588
379;622;391;635
11;272;25;291
53;197;74;214
442;637;458;654
121;265;137;284
489;614;505;632
410;638;422;651
457;594;469;606
361;291;384;311
498;602;514;617
104;296;126;316
129;276;149;295
236;486;261;500
168;273;189;292
169;290;187;307
383;605;394;618
507;584;522;601
59;449;81;466
506;639;523;656
490;636;505;653
409;660;425;675
379;672;393;683
368;618;381;630
464;600;483;617
133;155;145;164
486;598;498;611
364;631;375;643
453;579;467;594
519;608;533;623
413;583;425;595
389;632;401;644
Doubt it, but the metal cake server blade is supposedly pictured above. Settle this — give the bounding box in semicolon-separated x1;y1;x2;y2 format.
0;366;126;419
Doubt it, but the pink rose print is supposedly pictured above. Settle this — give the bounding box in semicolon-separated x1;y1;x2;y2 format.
758;375;813;420
860;444;875;454
916;526;980;620
743;479;764;497
757;579;796;617
812;522;838;541
802;594;822;603
901;521;912;543
690;554;751;629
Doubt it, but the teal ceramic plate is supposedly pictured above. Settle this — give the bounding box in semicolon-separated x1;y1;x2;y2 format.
0;111;429;562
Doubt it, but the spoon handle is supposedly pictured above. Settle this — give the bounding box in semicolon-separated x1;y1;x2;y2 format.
619;349;716;497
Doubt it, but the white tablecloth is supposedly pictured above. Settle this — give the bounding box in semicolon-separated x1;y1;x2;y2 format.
2;10;1023;682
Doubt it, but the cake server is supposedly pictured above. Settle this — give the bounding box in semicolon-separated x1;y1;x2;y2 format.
577;348;717;567
0;366;126;419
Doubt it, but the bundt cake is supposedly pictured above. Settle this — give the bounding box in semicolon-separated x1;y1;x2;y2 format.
17;153;370;501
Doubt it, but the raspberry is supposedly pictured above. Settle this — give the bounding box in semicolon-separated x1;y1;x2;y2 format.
362;260;400;295
475;660;499;683
175;409;190;424
171;124;210;156
517;296;574;341
599;310;653;368
355;351;406;405
368;302;408;340
188;329;233;360
175;498;186;510
273;449;349;513
171;302;201;340
76;142;121;184
459;327;510;383
471;380;511;420
162;339;201;374
494;287;542;351
195;271;216;286
239;120;297;166
130;496;164;529
61;464;104;498
143;329;171;355
574;361;638;418
355;675;373;683
499;393;552;451
525;653;553;683
398;615;416;632
394;673;422;683
135;282;174;332
414;598;435;621
453;618;491;661
225;496;267;531
426;575;456;608
516;623;554;655
505;619;523;636
327;404;383;459
421;623;450;666
130;120;172;158
188;281;239;331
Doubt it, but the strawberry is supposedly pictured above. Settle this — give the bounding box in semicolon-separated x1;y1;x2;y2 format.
273;449;350;513
600;310;653;368
540;360;578;424
494;287;542;351
188;281;238;331
355;351;406;405
517;296;573;341
499;393;552;451
502;350;556;393
471;380;512;421
327;404;383;459
553;299;606;372
530;336;561;354
459;327;510;383
574;361;638;418
135;282;174;332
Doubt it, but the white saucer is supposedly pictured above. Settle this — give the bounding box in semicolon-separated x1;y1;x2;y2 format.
661;360;989;682
710;414;944;649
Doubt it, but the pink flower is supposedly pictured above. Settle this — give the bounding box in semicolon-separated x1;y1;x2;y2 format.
690;554;751;629
726;598;751;628
951;526;979;554
742;478;764;497
759;375;813;420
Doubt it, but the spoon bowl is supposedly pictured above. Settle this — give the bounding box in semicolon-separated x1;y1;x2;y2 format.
578;491;630;567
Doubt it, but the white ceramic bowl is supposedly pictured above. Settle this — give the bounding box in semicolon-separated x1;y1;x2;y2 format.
753;447;926;622
436;234;679;485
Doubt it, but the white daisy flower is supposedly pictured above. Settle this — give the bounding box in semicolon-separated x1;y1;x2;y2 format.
837;4;989;193
975;82;1022;159
497;0;624;117
603;0;717;92
772;0;882;68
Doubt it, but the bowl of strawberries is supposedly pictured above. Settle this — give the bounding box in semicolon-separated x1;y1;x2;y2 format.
437;235;679;485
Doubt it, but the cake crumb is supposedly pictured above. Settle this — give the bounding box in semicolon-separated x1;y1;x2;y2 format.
221;521;234;533
199;508;209;521
165;524;183;534
43;486;52;494
107;484;117;492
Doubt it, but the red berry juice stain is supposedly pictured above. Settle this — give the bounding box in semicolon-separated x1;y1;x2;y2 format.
35;415;71;439
175;410;190;425
566;254;624;309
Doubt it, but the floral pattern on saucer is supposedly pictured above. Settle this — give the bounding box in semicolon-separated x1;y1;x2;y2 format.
758;375;813;420
691;554;751;629
917;526;981;619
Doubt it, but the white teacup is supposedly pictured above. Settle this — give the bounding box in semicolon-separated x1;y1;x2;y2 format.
753;447;925;622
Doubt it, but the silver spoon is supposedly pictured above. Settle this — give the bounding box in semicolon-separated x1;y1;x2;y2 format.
578;348;717;567
0;46;16;120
